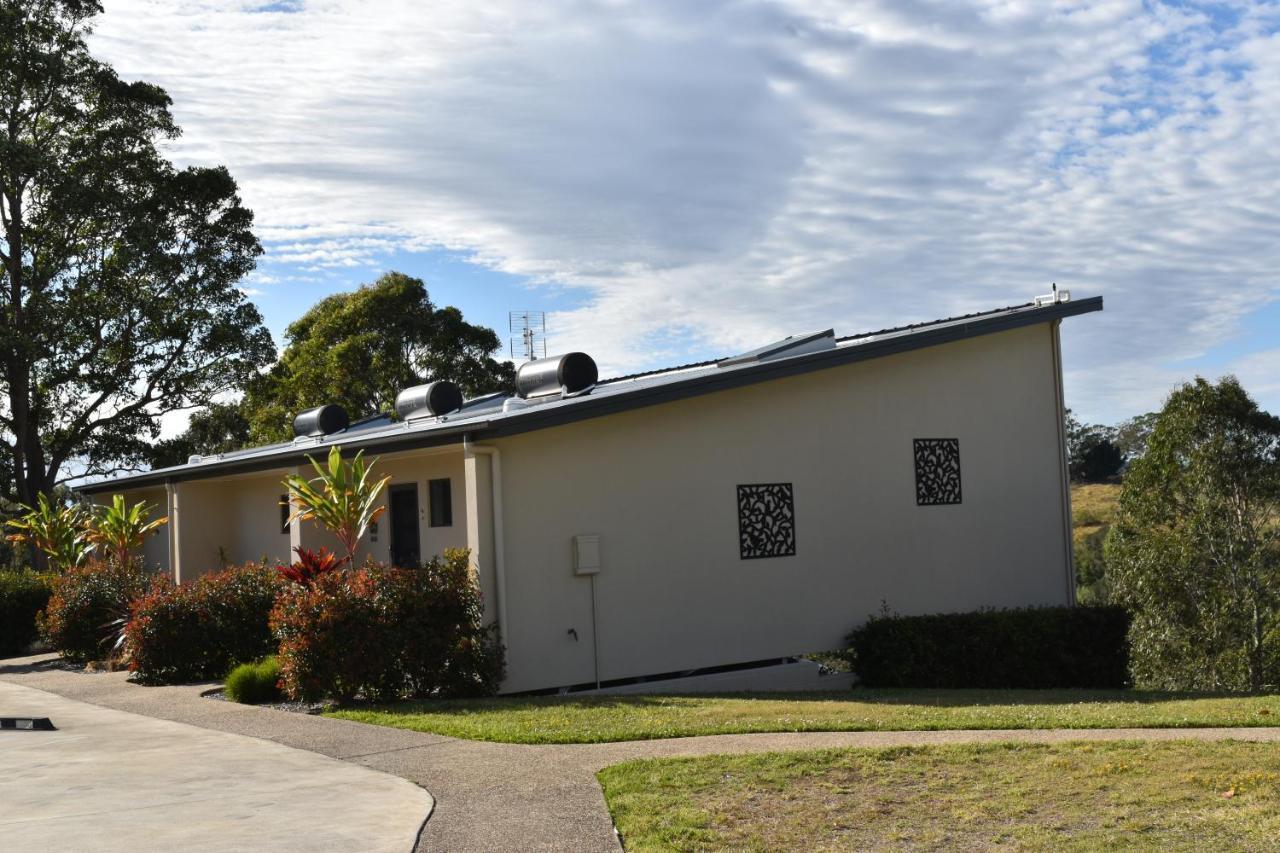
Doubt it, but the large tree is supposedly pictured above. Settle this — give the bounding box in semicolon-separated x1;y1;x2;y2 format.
1;0;274;503
146;402;251;469
242;271;515;442
1107;377;1280;692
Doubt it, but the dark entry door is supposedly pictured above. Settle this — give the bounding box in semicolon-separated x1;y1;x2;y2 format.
389;485;421;567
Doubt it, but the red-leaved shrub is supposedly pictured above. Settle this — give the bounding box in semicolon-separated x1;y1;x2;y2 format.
125;563;283;684
276;546;348;587
39;560;161;663
270;548;503;702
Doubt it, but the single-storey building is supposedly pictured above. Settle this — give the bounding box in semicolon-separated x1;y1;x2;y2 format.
79;293;1101;693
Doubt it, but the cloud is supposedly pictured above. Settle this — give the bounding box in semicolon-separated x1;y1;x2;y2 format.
89;0;1280;421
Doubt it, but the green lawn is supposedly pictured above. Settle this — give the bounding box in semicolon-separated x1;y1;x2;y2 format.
598;740;1280;851
325;689;1280;744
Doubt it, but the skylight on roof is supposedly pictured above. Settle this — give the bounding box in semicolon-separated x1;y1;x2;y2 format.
718;329;836;368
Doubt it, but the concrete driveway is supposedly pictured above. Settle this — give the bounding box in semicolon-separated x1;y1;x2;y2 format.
0;681;432;853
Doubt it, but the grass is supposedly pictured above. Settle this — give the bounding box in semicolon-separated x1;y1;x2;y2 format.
598;740;1280;851
326;688;1280;744
1070;481;1121;539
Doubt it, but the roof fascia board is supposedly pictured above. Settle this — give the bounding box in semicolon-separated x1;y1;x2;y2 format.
78;423;481;494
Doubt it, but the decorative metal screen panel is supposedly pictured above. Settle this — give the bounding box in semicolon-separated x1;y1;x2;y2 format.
914;438;962;505
737;483;796;559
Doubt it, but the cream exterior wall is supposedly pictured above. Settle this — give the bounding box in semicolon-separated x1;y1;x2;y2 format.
118;450;471;582
358;449;469;565
166;471;291;580
484;323;1073;693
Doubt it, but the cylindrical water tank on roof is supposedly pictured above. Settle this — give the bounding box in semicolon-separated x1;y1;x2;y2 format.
516;352;598;399
292;404;350;437
395;380;464;420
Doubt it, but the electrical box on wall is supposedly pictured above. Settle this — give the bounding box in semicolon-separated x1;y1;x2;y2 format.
573;534;601;575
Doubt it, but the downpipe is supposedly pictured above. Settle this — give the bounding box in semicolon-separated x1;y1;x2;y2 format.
463;435;508;648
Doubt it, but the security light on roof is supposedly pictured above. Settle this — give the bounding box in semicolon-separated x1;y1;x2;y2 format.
1034;284;1071;307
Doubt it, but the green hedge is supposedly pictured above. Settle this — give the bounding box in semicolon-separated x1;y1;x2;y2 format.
124;563;282;684
0;570;52;657
846;605;1131;689
39;560;160;663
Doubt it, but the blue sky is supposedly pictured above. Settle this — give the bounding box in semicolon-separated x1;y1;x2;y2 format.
90;0;1280;427
248;247;589;363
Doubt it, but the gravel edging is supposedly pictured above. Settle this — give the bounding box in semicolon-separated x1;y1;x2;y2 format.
200;686;331;715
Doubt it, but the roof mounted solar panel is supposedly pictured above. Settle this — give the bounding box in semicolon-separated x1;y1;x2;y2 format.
718;329;836;368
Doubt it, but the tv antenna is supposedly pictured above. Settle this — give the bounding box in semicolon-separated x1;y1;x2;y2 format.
509;311;547;362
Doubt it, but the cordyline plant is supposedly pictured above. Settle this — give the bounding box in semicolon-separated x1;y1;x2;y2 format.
283;446;390;566
5;494;92;571
276;546;349;587
83;495;169;569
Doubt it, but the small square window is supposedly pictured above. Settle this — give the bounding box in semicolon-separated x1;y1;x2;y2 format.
280;494;290;534
914;438;962;505
428;478;453;527
737;483;796;559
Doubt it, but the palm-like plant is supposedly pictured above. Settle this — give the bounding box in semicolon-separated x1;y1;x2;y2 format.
83;495;169;568
4;493;92;570
283;446;391;566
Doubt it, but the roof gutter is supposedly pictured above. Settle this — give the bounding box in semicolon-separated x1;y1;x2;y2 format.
77;420;490;495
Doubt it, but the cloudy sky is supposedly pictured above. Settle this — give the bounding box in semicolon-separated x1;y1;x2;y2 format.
91;0;1280;424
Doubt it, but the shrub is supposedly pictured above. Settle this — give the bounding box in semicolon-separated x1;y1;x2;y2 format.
125;563;283;684
271;548;504;702
4;494;91;571
224;657;283;704
846;605;1131;689
0;570;53;657
1074;527;1110;605
39;560;159;663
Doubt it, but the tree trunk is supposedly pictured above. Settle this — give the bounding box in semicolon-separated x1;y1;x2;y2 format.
1250;603;1266;693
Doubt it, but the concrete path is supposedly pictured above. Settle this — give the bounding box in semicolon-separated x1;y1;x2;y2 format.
0;679;432;853
5;654;1280;852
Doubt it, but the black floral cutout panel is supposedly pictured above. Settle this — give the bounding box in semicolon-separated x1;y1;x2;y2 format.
914;438;962;505
737;483;796;559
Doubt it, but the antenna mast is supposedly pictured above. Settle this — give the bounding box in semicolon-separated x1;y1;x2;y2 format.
509;311;547;362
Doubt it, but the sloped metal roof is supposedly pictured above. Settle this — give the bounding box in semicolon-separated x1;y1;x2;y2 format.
78;296;1101;493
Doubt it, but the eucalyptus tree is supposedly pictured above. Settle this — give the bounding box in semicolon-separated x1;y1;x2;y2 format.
0;0;275;504
1108;377;1280;692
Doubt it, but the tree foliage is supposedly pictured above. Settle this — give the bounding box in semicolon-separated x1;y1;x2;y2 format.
1064;409;1124;482
243;272;514;442
146;402;251;469
0;0;275;504
1107;377;1280;692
